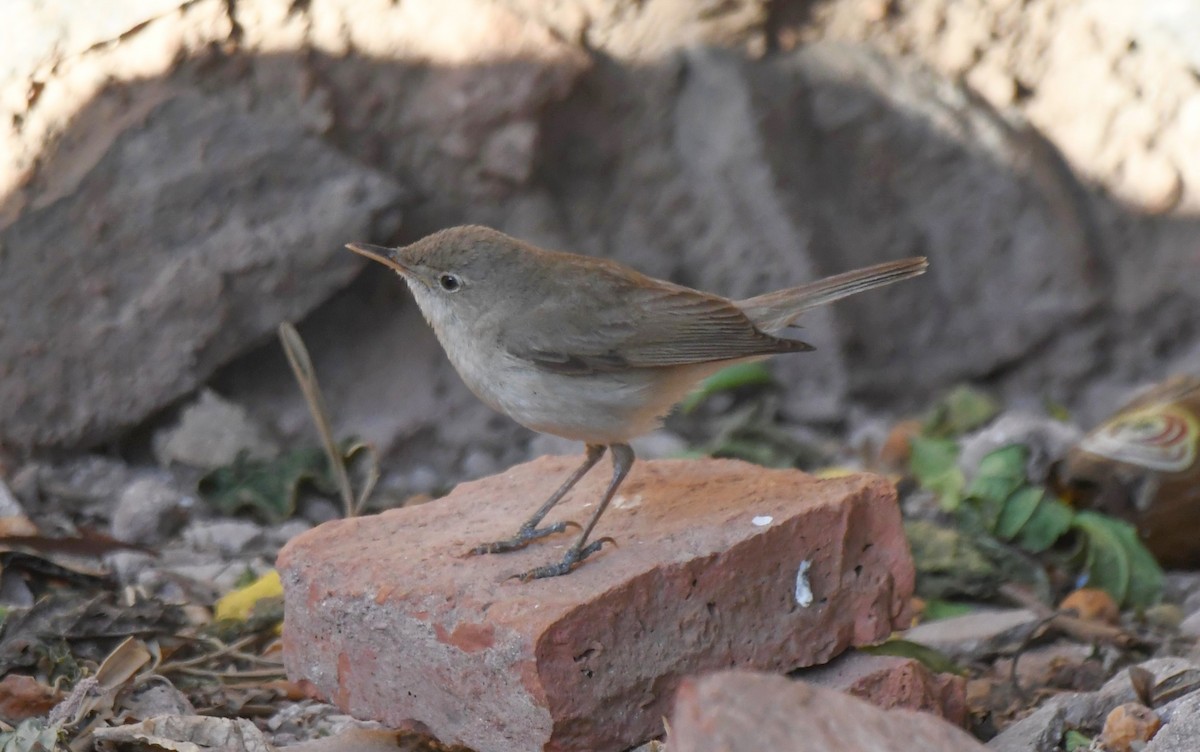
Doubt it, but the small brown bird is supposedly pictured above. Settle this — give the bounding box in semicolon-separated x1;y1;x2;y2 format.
348;226;927;580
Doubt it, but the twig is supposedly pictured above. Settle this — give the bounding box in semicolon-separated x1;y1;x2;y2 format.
1000;584;1143;647
158;634;260;673
171;666;287;680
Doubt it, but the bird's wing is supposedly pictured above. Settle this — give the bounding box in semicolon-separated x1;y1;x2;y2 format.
501;272;811;375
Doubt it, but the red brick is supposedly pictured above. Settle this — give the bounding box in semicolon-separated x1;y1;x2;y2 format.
670;670;987;752
279;456;913;752
799;651;968;725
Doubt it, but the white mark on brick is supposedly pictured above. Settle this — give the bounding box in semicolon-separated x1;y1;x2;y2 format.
751;515;773;526
613;494;642;510
795;559;814;607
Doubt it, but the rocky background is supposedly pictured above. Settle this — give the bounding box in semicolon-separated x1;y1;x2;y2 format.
3;0;1198;491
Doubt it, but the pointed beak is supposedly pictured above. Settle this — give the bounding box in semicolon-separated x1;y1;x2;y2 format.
345;242;410;275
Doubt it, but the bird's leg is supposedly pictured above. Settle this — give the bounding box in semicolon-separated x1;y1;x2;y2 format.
470;444;607;555
515;443;634;580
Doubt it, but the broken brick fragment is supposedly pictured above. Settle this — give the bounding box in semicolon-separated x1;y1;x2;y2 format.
279;456;914;752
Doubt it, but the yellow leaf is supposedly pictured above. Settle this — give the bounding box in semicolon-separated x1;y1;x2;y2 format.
215;570;283;622
812;466;857;479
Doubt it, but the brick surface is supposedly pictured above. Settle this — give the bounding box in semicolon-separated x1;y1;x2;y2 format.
279;456;913;752
670;670;987;752
799;651;968;725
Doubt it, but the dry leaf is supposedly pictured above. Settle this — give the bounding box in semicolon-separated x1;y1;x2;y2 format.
92;715;272;752
0;674;63;721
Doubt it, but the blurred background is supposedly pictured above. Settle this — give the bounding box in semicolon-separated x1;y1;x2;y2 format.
2;0;1199;497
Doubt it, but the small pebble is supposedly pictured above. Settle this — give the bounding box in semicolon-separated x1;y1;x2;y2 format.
879;419;923;471
1142;603;1183;631
1059;588;1119;625
111;477;191;546
1100;702;1161;752
1178;610;1200;639
182;519;264;557
462;449;499;480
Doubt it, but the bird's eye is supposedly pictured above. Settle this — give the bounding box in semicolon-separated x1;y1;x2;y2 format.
438;274;462;292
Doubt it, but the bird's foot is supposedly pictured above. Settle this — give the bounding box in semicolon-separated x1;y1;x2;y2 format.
509;537;616;581
468;520;580;555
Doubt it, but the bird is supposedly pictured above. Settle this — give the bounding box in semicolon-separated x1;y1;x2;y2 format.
347;225;927;580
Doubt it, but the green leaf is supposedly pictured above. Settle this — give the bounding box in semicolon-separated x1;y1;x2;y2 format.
1109;518;1165;610
922;384;1000;438
967;445;1028;505
1014;495;1075;553
1070;510;1165;609
680;362;775;413
198;447;339;523
1063;729;1092;752
920;599;975;622
1073;511;1134;606
859;639;966;676
910;437;965;510
993;486;1044;541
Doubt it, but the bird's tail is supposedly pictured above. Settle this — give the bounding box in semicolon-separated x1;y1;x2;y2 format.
737;257;928;335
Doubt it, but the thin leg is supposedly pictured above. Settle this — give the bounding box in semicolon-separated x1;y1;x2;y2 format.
515;443;635;580
470;444;606;555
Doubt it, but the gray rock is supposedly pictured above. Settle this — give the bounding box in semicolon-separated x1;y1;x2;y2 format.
630;430;690;460
153;389;279;470
34;455;139;518
987;695;1070;752
111;476;192;546
1;48;403;448
1163;571;1200;604
104;550;157;586
182;519;264;557
1146;693;1200;751
989;657;1199;751
298;497;340;526
0;478;24;518
1180;611;1200;639
902;608;1039;659
265;519;313;548
122;678;196;721
0;568;34;608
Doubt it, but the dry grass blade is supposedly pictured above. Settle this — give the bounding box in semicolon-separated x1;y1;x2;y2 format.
346;440;381;516
278;322;360;517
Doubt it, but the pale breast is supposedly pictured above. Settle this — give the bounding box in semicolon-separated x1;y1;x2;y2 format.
438;330;725;444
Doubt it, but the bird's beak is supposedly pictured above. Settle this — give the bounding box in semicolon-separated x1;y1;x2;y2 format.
345;242;411;275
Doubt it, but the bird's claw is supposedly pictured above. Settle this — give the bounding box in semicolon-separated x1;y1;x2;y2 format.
508;537;617;581
468;520;579;556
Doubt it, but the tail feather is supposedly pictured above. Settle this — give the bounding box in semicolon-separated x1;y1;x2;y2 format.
737;257;928;334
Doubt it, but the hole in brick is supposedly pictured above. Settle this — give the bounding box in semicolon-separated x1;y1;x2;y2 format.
862;543;874;552
582;668;594;678
706;602;716;617
574;647;597;662
854;564;863;577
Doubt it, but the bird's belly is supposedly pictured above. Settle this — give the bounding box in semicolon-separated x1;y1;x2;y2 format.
446;344;720;444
